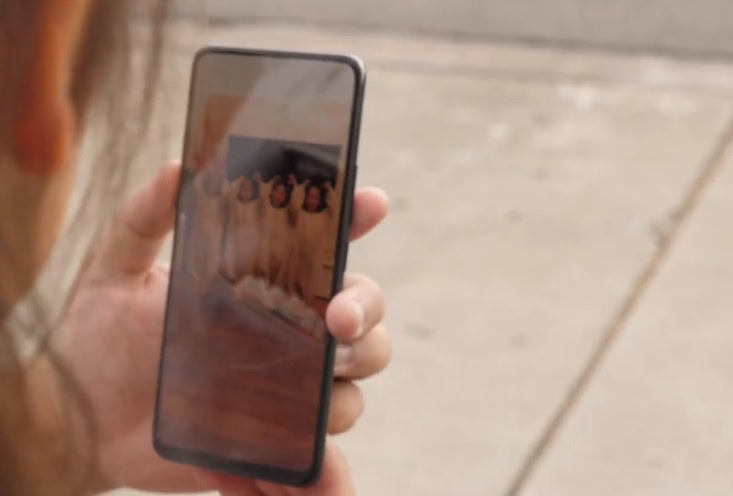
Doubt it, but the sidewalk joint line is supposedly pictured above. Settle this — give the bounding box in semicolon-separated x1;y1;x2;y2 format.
362;60;733;98
178;15;733;64
166;20;733;97
502;114;733;496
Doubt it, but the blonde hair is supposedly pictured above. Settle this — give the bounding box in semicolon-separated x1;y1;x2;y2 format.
0;1;169;493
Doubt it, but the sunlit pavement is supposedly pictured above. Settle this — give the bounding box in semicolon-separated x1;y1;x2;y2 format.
110;20;733;496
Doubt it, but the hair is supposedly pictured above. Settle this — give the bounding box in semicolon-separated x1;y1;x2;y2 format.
0;1;169;494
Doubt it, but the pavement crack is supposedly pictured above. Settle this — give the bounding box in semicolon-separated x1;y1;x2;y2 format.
502;113;733;496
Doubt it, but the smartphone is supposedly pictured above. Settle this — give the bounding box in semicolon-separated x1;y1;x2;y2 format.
153;47;366;486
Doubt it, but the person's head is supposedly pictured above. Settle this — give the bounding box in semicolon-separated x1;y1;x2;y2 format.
0;0;168;493
270;177;290;208
237;176;255;202
304;183;327;213
1;0;167;309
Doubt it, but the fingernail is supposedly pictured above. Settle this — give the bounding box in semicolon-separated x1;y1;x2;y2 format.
350;300;365;337
334;344;354;375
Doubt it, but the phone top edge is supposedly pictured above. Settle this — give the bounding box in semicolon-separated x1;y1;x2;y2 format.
193;46;366;79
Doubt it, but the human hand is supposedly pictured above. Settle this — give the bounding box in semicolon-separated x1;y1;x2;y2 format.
55;163;390;494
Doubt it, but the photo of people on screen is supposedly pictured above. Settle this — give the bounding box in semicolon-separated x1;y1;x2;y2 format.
190;136;340;312
158;98;345;469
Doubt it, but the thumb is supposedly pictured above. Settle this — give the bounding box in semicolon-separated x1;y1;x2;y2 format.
97;163;180;277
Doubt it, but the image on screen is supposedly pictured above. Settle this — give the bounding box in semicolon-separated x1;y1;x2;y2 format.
156;71;353;472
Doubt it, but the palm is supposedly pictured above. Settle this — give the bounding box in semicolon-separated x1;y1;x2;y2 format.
59;262;200;491
62;262;321;495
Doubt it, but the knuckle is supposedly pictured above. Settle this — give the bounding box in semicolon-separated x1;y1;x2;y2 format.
329;383;365;433
359;325;391;377
372;327;393;373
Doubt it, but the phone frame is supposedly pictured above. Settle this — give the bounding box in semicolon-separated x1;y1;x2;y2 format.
152;46;366;487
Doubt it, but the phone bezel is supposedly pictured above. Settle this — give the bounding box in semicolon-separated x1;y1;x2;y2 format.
152;46;366;487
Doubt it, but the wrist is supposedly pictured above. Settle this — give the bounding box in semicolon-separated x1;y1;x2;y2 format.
21;354;114;495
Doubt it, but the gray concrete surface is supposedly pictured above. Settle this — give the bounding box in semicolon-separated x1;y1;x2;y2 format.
176;0;733;58
111;22;733;496
521;128;733;496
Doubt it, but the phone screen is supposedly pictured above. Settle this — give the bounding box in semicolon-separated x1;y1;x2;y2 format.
155;50;361;476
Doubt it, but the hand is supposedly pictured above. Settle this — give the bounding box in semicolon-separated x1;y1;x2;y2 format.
55;163;390;495
288;173;298;185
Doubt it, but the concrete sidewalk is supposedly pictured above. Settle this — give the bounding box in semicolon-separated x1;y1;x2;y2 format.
115;22;733;496
173;0;733;58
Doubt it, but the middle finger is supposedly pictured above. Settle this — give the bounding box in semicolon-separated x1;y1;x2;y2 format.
327;273;385;343
334;324;391;380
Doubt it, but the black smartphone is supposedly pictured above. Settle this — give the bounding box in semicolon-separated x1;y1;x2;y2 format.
153;47;366;486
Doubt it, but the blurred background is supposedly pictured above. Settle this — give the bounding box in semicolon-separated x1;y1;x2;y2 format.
117;1;733;495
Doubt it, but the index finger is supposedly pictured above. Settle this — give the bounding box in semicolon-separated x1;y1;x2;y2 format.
350;187;389;241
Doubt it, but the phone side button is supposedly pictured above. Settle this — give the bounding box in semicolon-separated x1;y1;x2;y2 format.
342;242;350;274
350;166;358;229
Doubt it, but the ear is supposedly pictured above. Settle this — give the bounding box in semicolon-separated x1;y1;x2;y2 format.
12;0;92;176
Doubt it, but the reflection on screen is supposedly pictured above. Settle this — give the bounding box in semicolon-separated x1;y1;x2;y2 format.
156;55;355;473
